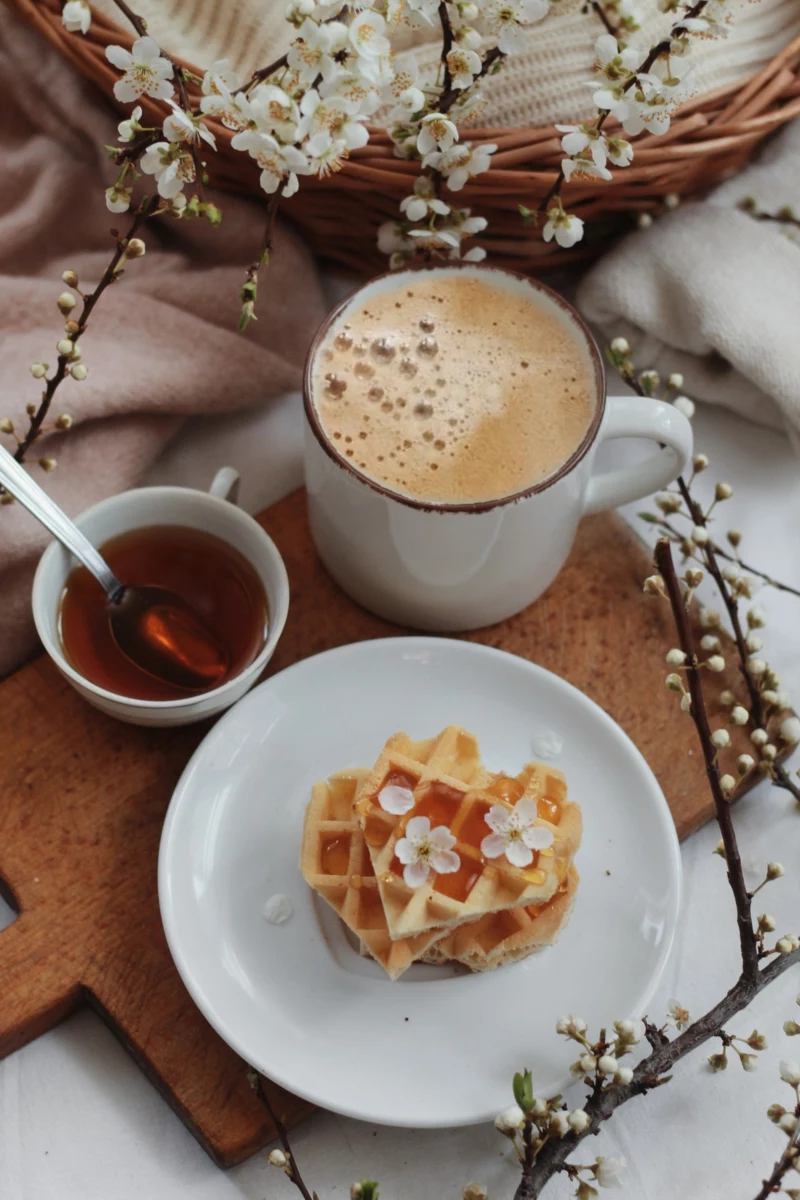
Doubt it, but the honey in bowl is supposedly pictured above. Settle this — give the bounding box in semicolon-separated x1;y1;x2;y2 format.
59;525;268;701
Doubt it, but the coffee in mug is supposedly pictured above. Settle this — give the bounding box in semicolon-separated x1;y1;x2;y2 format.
303;265;693;631
312;273;595;505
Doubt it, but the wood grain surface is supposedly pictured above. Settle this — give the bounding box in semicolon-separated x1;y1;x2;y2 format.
0;489;764;1166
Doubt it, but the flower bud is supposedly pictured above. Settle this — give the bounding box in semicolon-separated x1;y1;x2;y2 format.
751;728;769;747
57;291;77;316
715;482;733;500
684;568;704;588
701;635;721;652
30;363;48;378
674;396;695;419
693;453;709;471
549;1111;570;1136
39;457;57;472
0;417;13;434
665;673;684;692
268;1149;287;1167
568;1108;590;1132
643;575;664;596
762;690;780;707
780;716;800;745
579;1052;597;1073
713;839;726;858
777;937;799;954
767;1103;786;1123
597;1054;618;1076
706;655;725;673
56;338;74;356
730;706;748;726
463;1185;488;1200
62;269;79;287
727;529;742;547
637;212;654;229
692;524;709;545
70;364;88;381
767;862;785;880
779;1114;799;1135
745;633;762;653
784;1020;800;1036
666;649;686;665
55;413;73;429
757;913;776;932
748;607;766;629
614;1066;634;1085
64;319;80;335
610;336;630;355
668;372;684;389
719;774;735;796
762;743;777;762
738;754;755;774
494;1104;525;1134
663;192;680;210
125;237;146;258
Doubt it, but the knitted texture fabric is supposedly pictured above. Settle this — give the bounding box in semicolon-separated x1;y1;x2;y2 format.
92;0;800;127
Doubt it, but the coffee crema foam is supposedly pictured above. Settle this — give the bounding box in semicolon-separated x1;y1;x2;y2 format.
312;275;595;504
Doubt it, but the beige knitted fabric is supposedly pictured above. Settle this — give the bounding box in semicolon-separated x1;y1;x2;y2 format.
93;0;800;127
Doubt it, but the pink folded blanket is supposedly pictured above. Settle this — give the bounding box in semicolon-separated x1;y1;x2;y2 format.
0;8;325;677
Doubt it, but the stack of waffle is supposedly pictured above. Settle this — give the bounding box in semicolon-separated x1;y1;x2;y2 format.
301;726;582;981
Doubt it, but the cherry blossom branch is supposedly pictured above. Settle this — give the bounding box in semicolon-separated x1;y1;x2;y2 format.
655;538;760;980
513;949;800;1199
651;515;800;601
234;54;290;96
589;0;619;38
238;186;284;331
248;1070;318;1200
439;47;504;114
750;1126;800;1200
739;198;800;232
438;1;455;97
536;0;710;219
0;197;155;477
613;352;800;806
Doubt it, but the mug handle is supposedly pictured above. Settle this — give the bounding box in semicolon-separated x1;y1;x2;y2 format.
208;466;241;506
583;395;693;516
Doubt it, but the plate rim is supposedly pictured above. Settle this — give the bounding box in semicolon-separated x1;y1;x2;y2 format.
158;636;682;1126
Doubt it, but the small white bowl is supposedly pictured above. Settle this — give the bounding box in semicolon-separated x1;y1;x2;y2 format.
32;469;289;727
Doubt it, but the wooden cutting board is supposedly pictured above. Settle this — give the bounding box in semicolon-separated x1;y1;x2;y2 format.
0;489;759;1166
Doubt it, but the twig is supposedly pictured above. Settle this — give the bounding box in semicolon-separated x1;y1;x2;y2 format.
234;53;289;95
439;46;504;114
5;198;155;472
250;1071;318;1200
750;1127;800;1200
238;187;283;331
590;0;618;37
438;1;455;97
513;951;800;1199
655;538;759;981
649;516;800;601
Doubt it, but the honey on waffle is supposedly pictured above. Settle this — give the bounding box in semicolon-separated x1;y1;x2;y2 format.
300;769;444;980
423;867;579;972
355;727;582;941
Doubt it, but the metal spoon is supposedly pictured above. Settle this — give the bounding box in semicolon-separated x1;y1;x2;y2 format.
0;445;229;690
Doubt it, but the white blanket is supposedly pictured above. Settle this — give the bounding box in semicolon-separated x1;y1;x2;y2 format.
577;119;800;446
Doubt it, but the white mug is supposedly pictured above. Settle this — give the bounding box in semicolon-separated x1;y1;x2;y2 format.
32;469;289;727
303;265;693;631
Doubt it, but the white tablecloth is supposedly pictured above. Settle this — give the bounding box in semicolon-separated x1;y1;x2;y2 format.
2;395;799;1200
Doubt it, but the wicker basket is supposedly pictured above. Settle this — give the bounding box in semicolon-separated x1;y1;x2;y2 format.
8;0;800;274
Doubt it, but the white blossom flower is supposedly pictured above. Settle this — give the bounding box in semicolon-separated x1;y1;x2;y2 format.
780;716;800;745
446;46;482;90
395;816;460;888
397;85;426;113
105;184;132;213
404;0;441;23
140;142;195;198
423;142;497;191
349;10;390;59
606;136;634;167
595;1156;627;1188
200;61;249;131
615;1018;645;1044
304;131;350;177
542;207;584;248
378;784;415;814
106;36;174;104
117;105;143;143
288;19;349;86
562;158;612;184
245;84;302;142
481;797;554;867
231;129;309;195
163;100;217;149
494;1104;525;1133
556;123;610;168
593;33;640;84
417;113;459;155
780;1060;800;1085
297;90;368;151
62;0;91;34
557;1014;587;1035
377;220;414;258
579;1052;597;1072
400;192;450;222
483;0;551;54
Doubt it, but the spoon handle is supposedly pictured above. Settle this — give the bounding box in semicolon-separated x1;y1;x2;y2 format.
0;445;123;599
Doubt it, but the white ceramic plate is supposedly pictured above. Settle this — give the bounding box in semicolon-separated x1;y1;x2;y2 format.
159;637;681;1127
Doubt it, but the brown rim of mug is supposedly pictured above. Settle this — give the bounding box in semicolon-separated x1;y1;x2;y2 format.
302;262;606;515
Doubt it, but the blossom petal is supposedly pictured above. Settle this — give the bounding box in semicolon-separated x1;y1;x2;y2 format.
113;79;143;103
403;860;430;888
106;44;132;70
431;848;460;874
481;832;507;859
514;796;538;824
405;815;431;840
132;36;163;65
429;825;457;851
378;785;415;815
394;836;414;864
484;804;509;834
522;824;555;850
505;839;534;868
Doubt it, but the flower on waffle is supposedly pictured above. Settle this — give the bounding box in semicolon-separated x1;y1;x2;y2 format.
395;816;460;888
378;784;416;815
481;797;554;867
